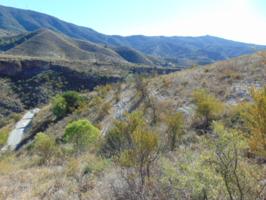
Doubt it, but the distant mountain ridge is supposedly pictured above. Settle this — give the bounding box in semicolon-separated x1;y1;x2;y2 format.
0;4;265;66
0;28;160;65
0;29;127;63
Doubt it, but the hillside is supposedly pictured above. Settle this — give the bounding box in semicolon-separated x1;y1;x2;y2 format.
112;46;154;65
113;35;266;66
0;51;265;199
0;5;105;41
0;53;178;127
0;5;265;66
30;51;266;139
0;28;161;65
0;29;127;63
0;4;266;200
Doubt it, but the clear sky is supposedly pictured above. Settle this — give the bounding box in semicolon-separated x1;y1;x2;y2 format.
1;0;266;44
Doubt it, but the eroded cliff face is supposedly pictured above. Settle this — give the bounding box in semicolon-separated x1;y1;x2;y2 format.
0;56;179;119
10;66;122;108
0;58;122;120
0;59;52;77
0;60;22;76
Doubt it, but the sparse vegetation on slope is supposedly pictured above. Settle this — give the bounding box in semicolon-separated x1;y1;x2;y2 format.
0;51;265;199
1;29;128;63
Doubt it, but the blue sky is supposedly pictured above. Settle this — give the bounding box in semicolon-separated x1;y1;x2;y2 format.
1;0;266;44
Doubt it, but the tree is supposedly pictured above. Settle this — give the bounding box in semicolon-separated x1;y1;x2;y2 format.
62;91;82;111
165;112;185;151
52;91;82;119
119;127;159;189
193;89;224;130
102;111;159;196
135;76;159;124
100;111;145;157
64;119;100;152
242;87;266;158
52;95;67;119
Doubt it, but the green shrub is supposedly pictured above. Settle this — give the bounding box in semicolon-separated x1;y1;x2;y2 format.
52;91;82;119
52;95;67;119
0;126;9;146
204;122;261;200
100;111;145;157
193;89;224;129
64;119;100;152
83;154;110;175
62;91;82;110
241;86;266;157
165;112;184;151
119;127;159;186
33;132;59;164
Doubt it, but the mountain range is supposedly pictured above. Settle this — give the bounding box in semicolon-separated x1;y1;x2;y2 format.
0;4;265;67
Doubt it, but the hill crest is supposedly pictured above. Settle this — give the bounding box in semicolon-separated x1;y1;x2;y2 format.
0;5;265;66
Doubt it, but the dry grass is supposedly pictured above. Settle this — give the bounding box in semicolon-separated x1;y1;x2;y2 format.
28;52;266;142
0;52;265;199
0;151;113;200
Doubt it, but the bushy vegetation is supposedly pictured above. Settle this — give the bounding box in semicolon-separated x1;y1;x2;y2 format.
0;126;10;146
165;112;184;150
52;91;83;119
193;89;224;130
64;119;100;152
52;95;67;119
242;87;266;158
101;111;160;198
119;127;159;186
206;123;251;200
32;132;61;165
100;111;145;157
1;53;266;199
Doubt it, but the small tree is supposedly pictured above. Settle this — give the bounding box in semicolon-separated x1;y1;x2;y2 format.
62;91;82;111
193;89;224;130
134;76;159;124
100;111;145;157
165;112;184;151
119;127;159;187
52;95;67;119
135;76;147;100
64;119;100;152
102;111;159;195
52;91;82;119
242;87;266;157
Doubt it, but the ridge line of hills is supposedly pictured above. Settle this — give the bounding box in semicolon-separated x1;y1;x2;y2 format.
0;28;158;65
0;4;265;67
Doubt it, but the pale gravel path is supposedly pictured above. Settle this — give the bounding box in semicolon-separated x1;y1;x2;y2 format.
2;108;40;151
